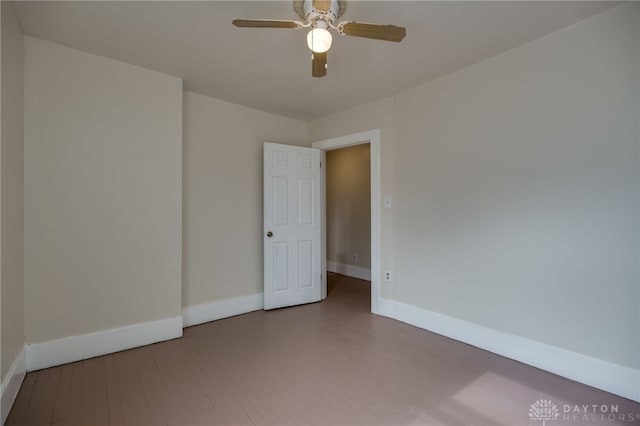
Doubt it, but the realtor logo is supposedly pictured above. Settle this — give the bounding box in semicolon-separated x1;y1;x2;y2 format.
530;399;560;426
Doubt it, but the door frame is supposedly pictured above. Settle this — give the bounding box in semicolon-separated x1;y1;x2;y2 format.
312;129;381;314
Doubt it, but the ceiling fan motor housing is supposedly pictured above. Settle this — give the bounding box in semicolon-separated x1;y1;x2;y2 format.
294;0;346;27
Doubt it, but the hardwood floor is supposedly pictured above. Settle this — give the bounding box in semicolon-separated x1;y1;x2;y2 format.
7;273;640;425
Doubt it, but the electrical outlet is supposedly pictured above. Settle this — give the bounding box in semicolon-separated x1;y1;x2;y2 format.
353;254;358;263
384;270;392;282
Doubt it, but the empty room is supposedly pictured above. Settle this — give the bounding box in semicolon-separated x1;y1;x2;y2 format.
1;1;639;425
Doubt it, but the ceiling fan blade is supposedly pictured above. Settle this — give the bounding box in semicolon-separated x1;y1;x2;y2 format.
312;52;327;78
313;0;331;11
232;19;299;29
340;22;406;42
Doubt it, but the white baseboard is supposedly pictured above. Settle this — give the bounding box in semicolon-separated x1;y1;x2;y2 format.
373;296;395;318
327;261;371;281
26;316;182;372
182;293;264;328
383;300;640;403
1;345;26;425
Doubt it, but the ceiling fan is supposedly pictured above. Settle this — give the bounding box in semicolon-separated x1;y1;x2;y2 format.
233;0;406;78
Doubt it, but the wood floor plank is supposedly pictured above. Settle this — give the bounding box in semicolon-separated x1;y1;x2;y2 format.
130;346;168;426
65;361;85;426
6;274;640;426
80;359;95;426
150;339;216;426
91;357;110;426
51;363;73;424
179;331;257;425
104;354;125;426
5;370;37;425
22;368;61;426
112;351;144;426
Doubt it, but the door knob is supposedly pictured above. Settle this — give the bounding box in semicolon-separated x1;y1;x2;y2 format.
267;231;273;237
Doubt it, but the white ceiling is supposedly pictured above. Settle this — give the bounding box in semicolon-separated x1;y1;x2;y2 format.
14;1;619;122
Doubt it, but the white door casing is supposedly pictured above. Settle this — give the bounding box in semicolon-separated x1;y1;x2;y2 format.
312;129;382;315
263;143;321;310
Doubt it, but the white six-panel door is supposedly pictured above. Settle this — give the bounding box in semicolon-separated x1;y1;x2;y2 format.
264;143;321;310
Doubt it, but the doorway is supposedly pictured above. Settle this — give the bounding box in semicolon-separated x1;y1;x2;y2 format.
312;129;381;314
325;144;371;302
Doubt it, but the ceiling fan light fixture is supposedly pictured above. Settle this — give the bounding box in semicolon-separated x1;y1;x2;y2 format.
307;27;332;53
233;0;406;77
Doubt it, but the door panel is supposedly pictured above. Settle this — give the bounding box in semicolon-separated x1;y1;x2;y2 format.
264;143;321;310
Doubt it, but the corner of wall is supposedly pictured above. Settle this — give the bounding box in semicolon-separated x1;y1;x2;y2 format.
182;293;264;328
1;1;26;422
0;345;26;425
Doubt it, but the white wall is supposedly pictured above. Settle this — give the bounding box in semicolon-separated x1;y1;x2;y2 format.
326;144;371;270
1;1;25;418
393;1;638;370
310;3;639;399
24;37;183;345
182;91;308;311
